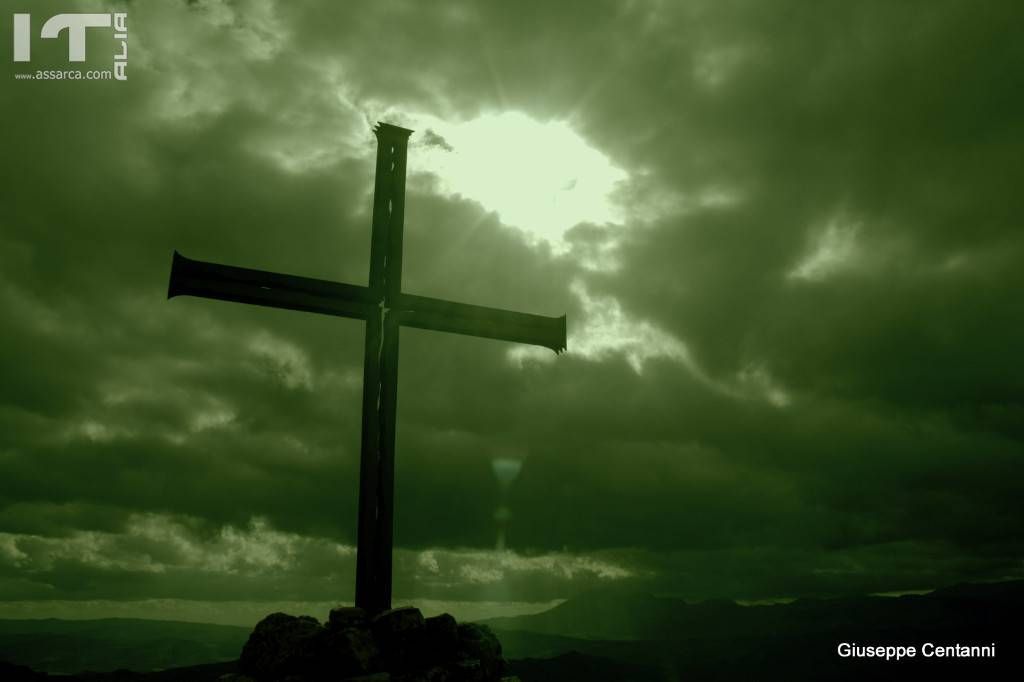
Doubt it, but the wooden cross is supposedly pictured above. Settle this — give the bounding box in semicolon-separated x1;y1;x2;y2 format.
167;123;566;614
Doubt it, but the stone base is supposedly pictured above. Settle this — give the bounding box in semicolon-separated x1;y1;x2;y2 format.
226;606;520;682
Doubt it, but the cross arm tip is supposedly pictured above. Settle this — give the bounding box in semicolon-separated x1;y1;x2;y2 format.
167;249;188;300
553;314;568;354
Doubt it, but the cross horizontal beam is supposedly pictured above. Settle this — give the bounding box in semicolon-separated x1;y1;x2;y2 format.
168;251;566;353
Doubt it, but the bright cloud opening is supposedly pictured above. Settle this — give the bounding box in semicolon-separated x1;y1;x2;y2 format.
412;111;627;248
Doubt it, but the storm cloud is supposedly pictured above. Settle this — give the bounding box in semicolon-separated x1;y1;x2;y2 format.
1;0;1022;618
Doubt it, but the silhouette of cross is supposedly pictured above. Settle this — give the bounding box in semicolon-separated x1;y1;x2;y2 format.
168;123;566;614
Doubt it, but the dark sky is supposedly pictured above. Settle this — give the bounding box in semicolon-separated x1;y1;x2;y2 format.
1;0;1023;623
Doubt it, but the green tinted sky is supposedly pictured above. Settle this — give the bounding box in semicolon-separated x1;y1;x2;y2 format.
1;0;1022;622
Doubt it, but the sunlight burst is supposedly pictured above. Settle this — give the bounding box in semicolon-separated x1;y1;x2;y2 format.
412;111;626;248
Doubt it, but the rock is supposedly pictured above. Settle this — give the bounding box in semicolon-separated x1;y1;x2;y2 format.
372;606;426;667
236;607;510;681
329;605;369;630
320;624;378;675
372;606;426;640
239;611;377;680
410;613;460;667
456;624;506;678
453;658;484;681
239;613;322;680
424;613;459;646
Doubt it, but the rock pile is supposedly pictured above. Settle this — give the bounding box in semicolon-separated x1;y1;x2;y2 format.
223;606;519;682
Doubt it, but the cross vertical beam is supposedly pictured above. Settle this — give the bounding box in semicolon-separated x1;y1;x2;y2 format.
167;121;567;617
355;123;412;613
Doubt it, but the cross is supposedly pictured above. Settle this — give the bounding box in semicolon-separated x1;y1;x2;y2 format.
167;123;566;614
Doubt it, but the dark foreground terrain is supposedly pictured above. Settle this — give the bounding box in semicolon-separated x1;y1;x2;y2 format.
1;580;1021;680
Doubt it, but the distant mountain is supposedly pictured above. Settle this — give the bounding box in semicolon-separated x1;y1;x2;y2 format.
0;659;237;681
484;586;713;640
484;580;1024;642
0;618;249;675
486;580;1024;680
